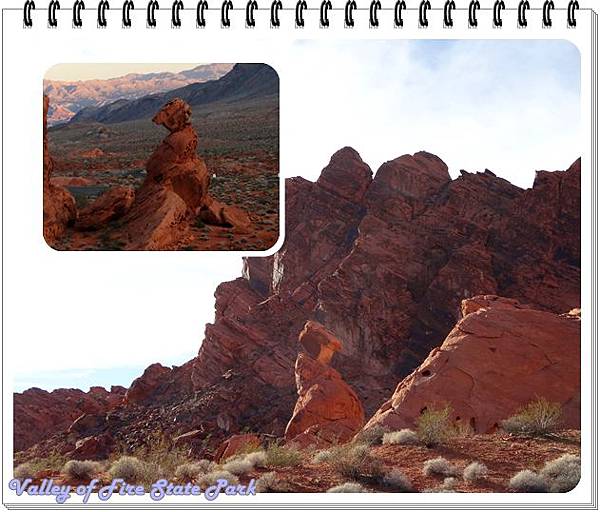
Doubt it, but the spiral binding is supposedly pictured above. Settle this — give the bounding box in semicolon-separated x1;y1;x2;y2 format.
22;0;581;29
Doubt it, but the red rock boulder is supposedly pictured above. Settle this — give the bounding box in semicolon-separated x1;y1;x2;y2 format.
76;186;135;231
124;363;172;405
362;295;581;434
67;433;115;461
213;433;261;462
285;322;365;447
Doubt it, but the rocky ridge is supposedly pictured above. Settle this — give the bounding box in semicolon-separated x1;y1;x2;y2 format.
21;146;580;460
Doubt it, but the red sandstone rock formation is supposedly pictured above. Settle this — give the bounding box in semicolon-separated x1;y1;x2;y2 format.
76;186;135;231
125;363;173;405
285;321;365;447
117;99;211;249
213;433;261;462
116;98;251;248
13;385;125;452
188;148;580;440
362;295;581;434
16;147;581;460
43;96;77;246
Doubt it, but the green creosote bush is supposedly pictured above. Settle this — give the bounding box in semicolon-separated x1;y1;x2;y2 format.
328;443;384;481
416;405;454;447
264;444;303;468
500;398;562;436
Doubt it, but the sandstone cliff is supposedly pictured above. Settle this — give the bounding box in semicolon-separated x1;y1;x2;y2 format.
17;147;580;459
362;295;580;434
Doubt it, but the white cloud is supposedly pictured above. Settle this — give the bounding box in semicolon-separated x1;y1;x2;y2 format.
282;40;580;188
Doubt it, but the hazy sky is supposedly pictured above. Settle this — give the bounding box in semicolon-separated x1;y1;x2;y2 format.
284;39;581;189
45;63;201;81
16;40;580;393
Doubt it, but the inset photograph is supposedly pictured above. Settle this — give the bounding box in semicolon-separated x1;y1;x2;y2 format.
43;63;280;250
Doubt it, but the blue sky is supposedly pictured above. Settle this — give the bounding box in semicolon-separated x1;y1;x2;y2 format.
15;40;580;393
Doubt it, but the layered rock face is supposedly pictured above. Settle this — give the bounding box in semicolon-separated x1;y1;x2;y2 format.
363;295;581;434
43;96;77;246
285;321;364;447
13;386;125;452
19;147;580;459
75;186;135;231
190;148;580;437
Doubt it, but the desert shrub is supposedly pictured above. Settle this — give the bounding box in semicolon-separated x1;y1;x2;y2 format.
326;482;366;493
175;461;213;482
221;457;254;475
311;448;335;464
501;398;562;436
463;461;488;482
422;457;459;477
540;454;580;492
15;453;67;477
14;463;34;480
62;460;102;480
382;469;413;491
197;470;239;488
382;429;419;446
244;450;267;468
256;471;289;492
416;405;453;447
329;443;384;481
109;456;146;483
354;425;388;446
508;470;548;492
133;434;190;478
264;444;303;468
442;477;458;490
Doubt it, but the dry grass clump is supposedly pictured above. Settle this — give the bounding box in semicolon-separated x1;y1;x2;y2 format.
354;425;388;446
382;429;419;446
329;443;383;481
14;463;35;480
463;461;488;482
508;470;548;492
244;450;267;468
264;444;303;468
416;405;454;447
326;482;366;493
62;460;102;480
501;398;562;436
442;477;458;490
311;448;335;464
422;457;460;477
197;470;239;488
256;471;290;492
382;468;413;491
540;454;580;492
175;460;214;481
109;456;146;482
221;457;254;475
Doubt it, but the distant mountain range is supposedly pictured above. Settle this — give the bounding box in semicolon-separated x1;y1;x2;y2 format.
44;64;234;125
67;64;279;126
